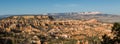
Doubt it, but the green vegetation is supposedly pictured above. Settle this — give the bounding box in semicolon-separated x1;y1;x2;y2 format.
101;23;120;44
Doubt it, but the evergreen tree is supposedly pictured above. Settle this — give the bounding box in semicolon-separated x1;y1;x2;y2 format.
101;23;120;44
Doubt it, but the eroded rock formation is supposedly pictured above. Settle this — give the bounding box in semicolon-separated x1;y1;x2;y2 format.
0;15;113;44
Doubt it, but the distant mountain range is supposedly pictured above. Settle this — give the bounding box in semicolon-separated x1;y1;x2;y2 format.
0;12;120;23
47;12;120;23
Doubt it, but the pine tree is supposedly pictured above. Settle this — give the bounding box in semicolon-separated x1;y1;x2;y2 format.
101;23;120;44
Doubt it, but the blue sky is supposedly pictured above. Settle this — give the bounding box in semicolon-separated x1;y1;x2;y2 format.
0;0;120;15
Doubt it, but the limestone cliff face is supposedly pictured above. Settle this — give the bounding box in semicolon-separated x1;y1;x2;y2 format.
0;15;113;44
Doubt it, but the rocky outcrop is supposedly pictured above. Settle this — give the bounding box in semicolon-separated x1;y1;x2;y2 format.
0;15;113;44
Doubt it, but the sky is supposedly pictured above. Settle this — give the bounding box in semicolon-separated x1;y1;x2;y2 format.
0;0;120;15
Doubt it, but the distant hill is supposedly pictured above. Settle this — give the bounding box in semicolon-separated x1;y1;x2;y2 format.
0;12;120;23
47;12;120;23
